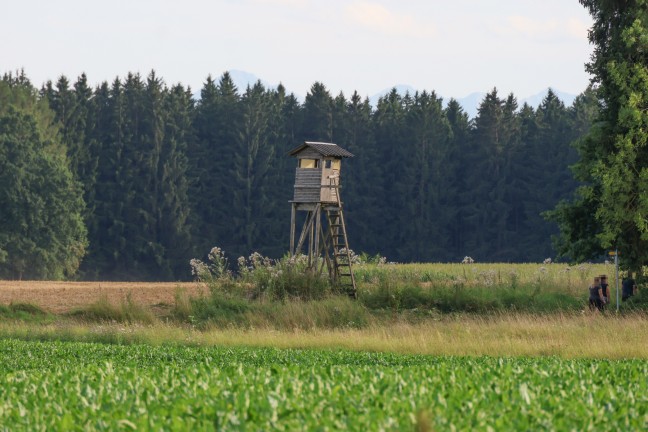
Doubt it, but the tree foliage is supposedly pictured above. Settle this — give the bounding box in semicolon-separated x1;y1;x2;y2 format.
549;0;648;273
0;78;87;279
1;69;600;280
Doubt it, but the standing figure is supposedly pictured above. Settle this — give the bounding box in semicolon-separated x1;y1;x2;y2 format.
622;275;638;302
600;275;609;309
588;276;604;312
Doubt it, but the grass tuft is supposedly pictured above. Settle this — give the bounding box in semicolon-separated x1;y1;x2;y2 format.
8;303;48;315
0;302;54;323
68;293;156;324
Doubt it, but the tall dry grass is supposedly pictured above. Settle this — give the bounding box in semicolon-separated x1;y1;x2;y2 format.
2;312;646;359
67;294;157;324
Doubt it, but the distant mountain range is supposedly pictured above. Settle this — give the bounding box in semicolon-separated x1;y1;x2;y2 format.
222;70;579;120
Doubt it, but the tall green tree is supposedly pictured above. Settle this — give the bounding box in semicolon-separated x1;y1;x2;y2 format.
521;90;576;259
399;91;452;261
463;89;511;259
445;98;471;257
231;82;275;255
42;74;100;240
158;83;194;277
190;72;241;257
93;78;133;278
0;79;87;279
549;0;648;273
373;89;408;260
259;84;301;257
301;82;333;142
124;72;193;279
338;92;381;254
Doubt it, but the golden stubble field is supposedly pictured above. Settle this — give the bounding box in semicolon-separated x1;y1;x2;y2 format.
0;280;204;314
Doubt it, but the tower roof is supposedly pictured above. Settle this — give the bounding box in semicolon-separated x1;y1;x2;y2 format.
288;141;354;158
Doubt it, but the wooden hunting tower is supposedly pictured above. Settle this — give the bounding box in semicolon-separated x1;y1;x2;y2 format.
288;141;357;297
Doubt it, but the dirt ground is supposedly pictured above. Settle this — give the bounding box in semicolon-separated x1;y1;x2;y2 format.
0;280;206;314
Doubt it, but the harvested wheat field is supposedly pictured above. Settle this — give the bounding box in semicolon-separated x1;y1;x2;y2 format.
0;281;204;314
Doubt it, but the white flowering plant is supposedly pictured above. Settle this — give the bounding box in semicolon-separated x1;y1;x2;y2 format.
189;246;231;284
192;247;331;300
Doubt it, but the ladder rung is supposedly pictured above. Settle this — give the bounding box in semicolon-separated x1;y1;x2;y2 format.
339;273;353;277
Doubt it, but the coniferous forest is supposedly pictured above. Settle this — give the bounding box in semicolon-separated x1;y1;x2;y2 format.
0;70;599;280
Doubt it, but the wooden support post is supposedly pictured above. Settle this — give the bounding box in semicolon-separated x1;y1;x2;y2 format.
308;209;315;268
318;223;332;277
313;204;321;271
295;211;313;257
289;203;296;255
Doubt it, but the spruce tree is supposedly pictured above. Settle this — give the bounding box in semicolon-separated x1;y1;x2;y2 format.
188;75;219;255
231;81;275;255
464;89;508;258
90;78;133;278
521;91;574;259
340;92;381;255
445;99;471;258
301;82;333;142
159;83;193;277
259;83;299;257
373;89;408;261
399;91;452;261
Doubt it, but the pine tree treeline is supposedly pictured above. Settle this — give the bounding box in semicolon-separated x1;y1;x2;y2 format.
1;71;598;280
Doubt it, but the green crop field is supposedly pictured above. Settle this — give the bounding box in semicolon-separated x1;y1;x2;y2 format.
0;339;646;431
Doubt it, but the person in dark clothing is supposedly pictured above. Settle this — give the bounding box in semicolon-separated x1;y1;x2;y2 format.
589;276;604;312
600;275;609;309
622;276;638;302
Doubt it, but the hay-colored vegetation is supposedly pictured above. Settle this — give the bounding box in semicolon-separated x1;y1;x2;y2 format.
1;312;646;359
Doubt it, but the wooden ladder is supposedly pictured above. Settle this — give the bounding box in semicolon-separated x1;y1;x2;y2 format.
325;189;357;298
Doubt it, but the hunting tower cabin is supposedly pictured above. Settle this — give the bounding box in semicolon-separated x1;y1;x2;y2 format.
287;141;357;297
289;141;354;204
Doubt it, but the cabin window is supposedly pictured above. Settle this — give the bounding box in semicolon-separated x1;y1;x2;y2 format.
331;160;341;170
324;160;332;169
299;158;319;168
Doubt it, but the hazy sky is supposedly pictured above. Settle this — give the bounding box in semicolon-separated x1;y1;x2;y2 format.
1;0;594;99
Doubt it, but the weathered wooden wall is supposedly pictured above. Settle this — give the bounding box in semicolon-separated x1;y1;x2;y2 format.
294;167;322;202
